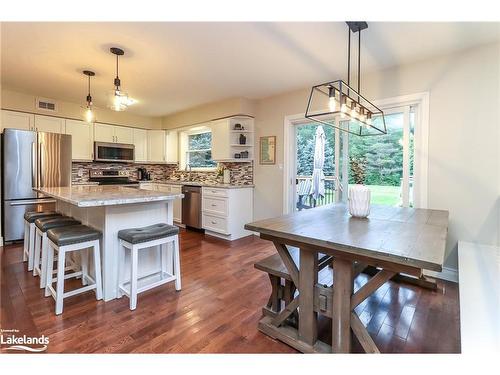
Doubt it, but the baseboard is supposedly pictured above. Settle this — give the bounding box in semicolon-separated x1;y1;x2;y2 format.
424;266;459;283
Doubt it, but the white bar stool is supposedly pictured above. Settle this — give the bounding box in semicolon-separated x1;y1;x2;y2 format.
118;223;181;310
23;211;61;271
32;216;80;288
45;225;103;315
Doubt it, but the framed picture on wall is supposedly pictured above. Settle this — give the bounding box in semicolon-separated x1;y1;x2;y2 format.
260;136;276;165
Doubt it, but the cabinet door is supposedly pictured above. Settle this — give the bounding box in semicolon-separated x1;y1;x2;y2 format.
165;130;178;163
114;126;134;144
169;185;183;223
65;119;93;161
34;115;65;133
1;110;34;131
133;128;148;162
147;130;166;163
210;119;230;160
94;123;115;143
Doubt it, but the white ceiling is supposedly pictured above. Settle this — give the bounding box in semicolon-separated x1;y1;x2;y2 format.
2;22;499;117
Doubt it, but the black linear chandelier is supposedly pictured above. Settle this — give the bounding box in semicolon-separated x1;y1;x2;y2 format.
305;22;386;136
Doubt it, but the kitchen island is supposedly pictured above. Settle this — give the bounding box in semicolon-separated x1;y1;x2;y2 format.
35;185;183;301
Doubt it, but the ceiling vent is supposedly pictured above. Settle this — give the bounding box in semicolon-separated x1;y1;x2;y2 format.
36;97;57;112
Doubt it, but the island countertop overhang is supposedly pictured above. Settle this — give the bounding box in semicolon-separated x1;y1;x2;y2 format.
35;185;183;208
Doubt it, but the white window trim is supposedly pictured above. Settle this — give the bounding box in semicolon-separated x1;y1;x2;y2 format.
282;91;430;214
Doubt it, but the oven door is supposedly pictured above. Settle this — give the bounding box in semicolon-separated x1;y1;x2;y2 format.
94;142;134;163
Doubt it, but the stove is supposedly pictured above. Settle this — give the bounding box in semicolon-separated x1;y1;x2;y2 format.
89;169;139;185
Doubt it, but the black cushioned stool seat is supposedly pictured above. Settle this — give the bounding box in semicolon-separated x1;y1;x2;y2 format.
24;211;61;223
35;216;81;232
47;225;101;247
118;223;179;245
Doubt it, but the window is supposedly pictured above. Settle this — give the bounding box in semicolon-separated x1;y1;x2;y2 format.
186;132;216;169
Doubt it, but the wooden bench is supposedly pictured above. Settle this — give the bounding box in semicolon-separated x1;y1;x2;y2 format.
255;247;332;322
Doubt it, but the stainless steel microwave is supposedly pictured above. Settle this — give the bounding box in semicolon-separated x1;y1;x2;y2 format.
94;142;135;163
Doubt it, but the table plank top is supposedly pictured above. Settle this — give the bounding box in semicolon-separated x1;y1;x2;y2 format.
245;204;449;272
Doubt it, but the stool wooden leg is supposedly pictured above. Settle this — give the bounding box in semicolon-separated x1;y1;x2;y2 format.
166;242;174;275
93;240;103;301
173;236;181;291
81;248;89;286
55;247;66;315
45;243;55;297
23;221;29;262
117;242;124;298
160;243;167;276
130;247;139;310
33;230;42;276
39;233;49;289
28;224;36;271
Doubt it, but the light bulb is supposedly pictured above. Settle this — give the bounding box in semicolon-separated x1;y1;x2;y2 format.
366;117;372;125
328;97;337;112
341;103;347;113
351;108;357;119
84;107;95;123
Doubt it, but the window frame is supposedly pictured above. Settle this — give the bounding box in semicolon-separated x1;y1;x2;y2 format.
180;127;217;172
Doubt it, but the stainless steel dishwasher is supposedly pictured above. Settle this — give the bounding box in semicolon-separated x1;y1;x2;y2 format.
181;185;202;229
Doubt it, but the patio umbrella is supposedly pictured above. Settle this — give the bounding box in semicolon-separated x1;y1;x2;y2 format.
310;125;326;201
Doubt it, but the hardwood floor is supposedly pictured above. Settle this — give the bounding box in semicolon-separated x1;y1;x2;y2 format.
0;229;460;353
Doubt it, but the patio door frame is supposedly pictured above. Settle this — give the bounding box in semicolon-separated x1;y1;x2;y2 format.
283;91;430;214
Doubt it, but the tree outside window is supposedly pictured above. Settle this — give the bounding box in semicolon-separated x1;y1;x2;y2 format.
187;132;217;168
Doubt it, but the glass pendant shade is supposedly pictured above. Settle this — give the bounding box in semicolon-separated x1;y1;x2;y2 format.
305;80;386;136
82;70;96;123
84;106;95;123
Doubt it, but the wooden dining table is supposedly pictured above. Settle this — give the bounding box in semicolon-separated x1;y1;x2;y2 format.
245;203;449;353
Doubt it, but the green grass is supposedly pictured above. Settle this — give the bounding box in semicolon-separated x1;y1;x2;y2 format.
357;184;401;206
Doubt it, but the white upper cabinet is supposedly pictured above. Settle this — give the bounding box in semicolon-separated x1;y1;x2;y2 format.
133;128;148;162
147;130;166;163
94;123;115;143
34;114;65;133
114;126;134;144
210;116;254;161
94;123;133;144
165;130;178;164
65;119;94;161
1;110;34;131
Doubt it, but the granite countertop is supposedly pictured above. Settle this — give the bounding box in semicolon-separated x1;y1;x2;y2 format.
138;180;255;189
36;185;183;208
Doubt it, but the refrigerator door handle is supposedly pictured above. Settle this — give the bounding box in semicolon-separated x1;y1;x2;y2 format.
9;199;57;206
31;141;37;188
39;142;44;187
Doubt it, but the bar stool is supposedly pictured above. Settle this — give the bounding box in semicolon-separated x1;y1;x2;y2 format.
45;225;103;315
23;211;61;271
33;216;81;288
118;223;181;310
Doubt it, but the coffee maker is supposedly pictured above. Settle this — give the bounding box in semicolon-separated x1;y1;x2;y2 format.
137;167;149;181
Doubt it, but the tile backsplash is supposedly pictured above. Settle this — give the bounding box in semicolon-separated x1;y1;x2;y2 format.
72;161;253;185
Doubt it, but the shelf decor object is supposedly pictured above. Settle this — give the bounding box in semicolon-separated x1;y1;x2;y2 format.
348;184;371;218
305;22;386;136
259;136;276;165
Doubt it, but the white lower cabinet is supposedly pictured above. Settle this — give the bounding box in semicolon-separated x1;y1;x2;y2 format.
201;187;253;240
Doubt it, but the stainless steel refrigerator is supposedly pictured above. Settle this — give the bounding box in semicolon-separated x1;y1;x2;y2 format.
2;128;72;242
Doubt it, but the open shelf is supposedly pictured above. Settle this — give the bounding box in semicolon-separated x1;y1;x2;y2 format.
230;144;252;147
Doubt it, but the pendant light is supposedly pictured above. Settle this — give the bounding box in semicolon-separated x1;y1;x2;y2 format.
82;70;96;123
305;22;386;136
109;47;136;111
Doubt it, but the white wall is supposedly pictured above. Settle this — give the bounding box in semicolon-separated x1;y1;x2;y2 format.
253;42;500;269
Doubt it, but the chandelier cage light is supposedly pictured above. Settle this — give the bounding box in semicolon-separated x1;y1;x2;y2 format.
305;22;387;136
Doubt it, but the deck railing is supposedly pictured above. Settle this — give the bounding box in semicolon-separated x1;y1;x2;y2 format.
296;175;337;210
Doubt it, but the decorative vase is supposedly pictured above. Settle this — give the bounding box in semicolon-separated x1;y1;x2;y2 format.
239;134;247;145
348;184;371;218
